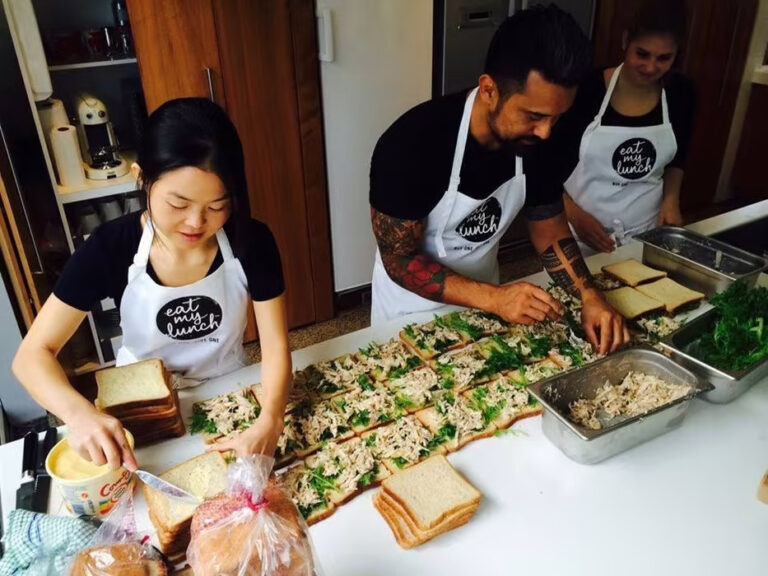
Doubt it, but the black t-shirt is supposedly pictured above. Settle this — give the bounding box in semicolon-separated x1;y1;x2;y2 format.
369;91;567;221
555;68;696;175
54;212;285;311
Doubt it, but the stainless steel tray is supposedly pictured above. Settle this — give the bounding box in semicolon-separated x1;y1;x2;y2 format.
528;348;709;464
659;309;768;403
635;226;768;298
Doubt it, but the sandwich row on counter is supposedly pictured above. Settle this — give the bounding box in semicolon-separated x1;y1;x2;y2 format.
70;258;768;570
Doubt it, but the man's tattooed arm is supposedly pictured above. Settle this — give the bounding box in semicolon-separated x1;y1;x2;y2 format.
528;214;595;296
371;208;456;301
540;237;594;294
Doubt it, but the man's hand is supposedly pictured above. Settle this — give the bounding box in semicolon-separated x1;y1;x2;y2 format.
580;288;630;354
568;203;615;253
490;282;563;325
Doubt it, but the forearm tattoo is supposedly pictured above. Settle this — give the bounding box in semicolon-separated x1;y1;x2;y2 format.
371;208;453;301
540;237;594;294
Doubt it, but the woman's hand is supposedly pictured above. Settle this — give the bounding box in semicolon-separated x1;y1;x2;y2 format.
67;407;137;471
657;195;683;226
564;195;615;253
213;411;284;460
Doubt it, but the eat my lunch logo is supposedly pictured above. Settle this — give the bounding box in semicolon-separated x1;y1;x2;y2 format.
455;197;501;243
156;296;222;340
612;138;656;180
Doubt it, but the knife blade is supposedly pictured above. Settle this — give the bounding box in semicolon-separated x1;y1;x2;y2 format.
134;469;201;505
32;428;57;513
15;431;37;511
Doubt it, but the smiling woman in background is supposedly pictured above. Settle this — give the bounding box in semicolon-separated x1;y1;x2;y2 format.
561;0;695;255
12;98;292;469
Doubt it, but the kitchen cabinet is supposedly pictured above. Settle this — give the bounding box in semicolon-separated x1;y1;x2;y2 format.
127;0;334;338
592;0;760;212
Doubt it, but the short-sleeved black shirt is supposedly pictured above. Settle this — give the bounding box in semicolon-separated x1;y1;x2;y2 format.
54;212;284;311
554;68;696;175
369;90;568;222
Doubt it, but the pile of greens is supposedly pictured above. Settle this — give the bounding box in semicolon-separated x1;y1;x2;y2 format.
694;282;768;371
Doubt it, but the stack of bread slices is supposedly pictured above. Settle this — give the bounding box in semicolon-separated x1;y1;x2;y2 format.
95;358;185;446
143;451;230;563
373;455;481;549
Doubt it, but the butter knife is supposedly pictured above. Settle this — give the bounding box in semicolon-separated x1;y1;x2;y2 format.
133;469;201;505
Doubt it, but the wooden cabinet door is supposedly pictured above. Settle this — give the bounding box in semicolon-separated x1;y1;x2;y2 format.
126;0;227;113
127;0;334;336
212;0;334;329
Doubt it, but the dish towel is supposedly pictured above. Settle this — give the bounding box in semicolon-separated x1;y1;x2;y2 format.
0;509;96;576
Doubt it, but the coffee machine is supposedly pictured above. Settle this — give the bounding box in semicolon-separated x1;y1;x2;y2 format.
75;94;128;180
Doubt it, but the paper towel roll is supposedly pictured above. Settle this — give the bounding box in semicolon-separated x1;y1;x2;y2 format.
38;99;69;159
51;125;86;187
6;0;52;101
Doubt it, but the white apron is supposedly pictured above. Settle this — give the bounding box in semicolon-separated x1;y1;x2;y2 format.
564;63;677;255
116;219;249;387
371;87;527;326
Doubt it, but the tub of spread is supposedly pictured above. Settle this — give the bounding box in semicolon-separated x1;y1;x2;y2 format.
45;429;135;516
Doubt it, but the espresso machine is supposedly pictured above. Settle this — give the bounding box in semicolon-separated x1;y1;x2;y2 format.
75;94;128;180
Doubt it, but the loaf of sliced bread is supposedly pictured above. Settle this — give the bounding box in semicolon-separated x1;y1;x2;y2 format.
95;358;171;412
143;451;229;549
381;455;481;531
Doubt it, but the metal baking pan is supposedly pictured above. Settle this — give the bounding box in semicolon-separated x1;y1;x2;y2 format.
635;226;768;298
659;309;768;404
528;348;709;464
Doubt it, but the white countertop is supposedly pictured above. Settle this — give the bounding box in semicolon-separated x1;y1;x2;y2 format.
2;220;768;575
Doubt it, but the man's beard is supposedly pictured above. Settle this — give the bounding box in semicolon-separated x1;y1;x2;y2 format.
488;112;543;156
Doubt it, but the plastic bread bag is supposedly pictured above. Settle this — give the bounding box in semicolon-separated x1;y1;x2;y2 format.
187;454;322;576
68;490;169;575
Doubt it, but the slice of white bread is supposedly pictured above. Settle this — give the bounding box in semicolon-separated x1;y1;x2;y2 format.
634;277;705;315
143;451;229;533
96;358;171;411
378;487;477;535
373;490;474;549
381;454;481;531
602;259;667;287
603;286;665;320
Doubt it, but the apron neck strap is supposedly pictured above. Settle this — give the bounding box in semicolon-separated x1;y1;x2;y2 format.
215;227;235;261
134;217;155;266
134;218;235;266
660;86;670;125
598;63;671;125
448;87;478;189
597;63;623;120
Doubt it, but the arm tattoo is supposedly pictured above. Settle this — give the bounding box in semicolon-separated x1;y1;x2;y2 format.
540;237;594;294
371;208;454;301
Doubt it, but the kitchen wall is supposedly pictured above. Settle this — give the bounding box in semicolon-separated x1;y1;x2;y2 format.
319;0;433;293
0;273;43;424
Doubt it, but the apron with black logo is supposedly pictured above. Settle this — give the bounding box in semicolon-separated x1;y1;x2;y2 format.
371;87;526;326
564;63;677;255
116;219;248;386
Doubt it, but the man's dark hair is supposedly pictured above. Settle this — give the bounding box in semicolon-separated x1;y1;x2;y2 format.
484;4;592;99
626;0;687;48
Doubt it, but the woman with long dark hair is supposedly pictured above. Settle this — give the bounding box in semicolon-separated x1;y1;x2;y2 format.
561;0;695;254
13;98;291;467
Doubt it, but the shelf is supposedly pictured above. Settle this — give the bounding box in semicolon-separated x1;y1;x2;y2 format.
48;58;137;72
73;360;114;376
753;65;768;86
57;151;139;204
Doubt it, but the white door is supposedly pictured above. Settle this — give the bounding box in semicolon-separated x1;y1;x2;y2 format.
318;0;433;292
